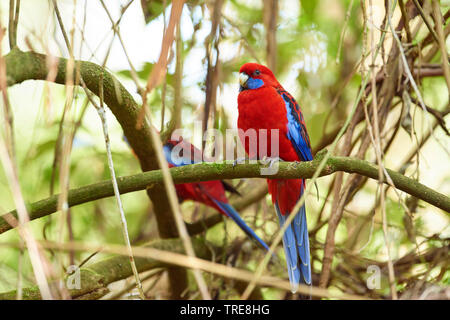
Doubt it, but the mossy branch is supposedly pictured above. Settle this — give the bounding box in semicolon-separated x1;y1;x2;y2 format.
3;48;187;296
1;151;448;235
3;49;182;235
4;49;157;170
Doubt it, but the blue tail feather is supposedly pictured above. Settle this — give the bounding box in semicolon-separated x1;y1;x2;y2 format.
213;200;270;252
276;205;300;293
293;204;311;284
275;200;311;293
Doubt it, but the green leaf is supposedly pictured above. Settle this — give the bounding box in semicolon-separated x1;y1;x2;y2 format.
140;0;172;24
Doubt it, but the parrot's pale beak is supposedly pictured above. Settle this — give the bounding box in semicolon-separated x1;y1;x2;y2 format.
239;72;249;88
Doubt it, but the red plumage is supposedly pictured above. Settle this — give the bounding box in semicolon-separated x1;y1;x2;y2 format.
237;63;305;215
168;162;229;213
267;179;305;216
162;139;234;216
238;87;300;162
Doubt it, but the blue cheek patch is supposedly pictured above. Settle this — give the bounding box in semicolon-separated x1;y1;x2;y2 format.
247;77;264;90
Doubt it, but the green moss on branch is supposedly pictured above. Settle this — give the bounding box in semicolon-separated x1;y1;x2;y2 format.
1;154;448;235
4;49;182;233
4;48;186;296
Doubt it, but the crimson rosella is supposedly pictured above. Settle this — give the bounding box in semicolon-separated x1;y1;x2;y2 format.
237;63;313;292
124;135;270;251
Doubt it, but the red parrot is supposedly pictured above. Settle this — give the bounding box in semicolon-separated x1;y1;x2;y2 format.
124;135;269;251
237;63;313;292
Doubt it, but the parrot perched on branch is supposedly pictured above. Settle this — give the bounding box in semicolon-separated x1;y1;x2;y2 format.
124;135;269;251
237;63;313;293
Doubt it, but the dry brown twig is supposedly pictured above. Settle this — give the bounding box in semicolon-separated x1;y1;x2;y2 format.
137;0;185;129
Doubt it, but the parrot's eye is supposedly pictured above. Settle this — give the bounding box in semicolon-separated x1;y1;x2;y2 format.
253;70;261;76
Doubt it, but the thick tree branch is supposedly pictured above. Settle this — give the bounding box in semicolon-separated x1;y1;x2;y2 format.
3;48;186;297
3;50;184;226
1;150;448;235
4;49;155;166
3;49;179;232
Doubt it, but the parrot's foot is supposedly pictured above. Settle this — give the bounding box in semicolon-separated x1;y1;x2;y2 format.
259;156;282;175
260;156;282;168
233;157;247;167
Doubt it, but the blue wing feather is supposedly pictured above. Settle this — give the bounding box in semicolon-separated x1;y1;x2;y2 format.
277;89;313;162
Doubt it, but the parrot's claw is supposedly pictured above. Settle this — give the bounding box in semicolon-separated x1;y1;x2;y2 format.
259;156;282;175
261;156;282;168
233;157;246;167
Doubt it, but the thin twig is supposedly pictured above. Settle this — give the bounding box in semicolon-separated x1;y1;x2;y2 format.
398;0;412;43
52;0;72;54
8;0;16;49
51;1;78;300
0;139;53;299
411;0;439;45
160;0;168;131
336;0;354;64
108;269;164;300
1;18;54;300
98;0;142;92
367;0;397;299
263;0;277;71
80;77;145;299
431;0;450;101
160;18;183;142
137;0;185;128
202;0;223;151
388;1;437;154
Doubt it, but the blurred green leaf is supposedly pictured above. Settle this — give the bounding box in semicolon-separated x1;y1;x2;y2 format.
140;0;172;23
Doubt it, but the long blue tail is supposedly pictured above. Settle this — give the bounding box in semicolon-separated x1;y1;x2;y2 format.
275;201;311;293
212;200;270;252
